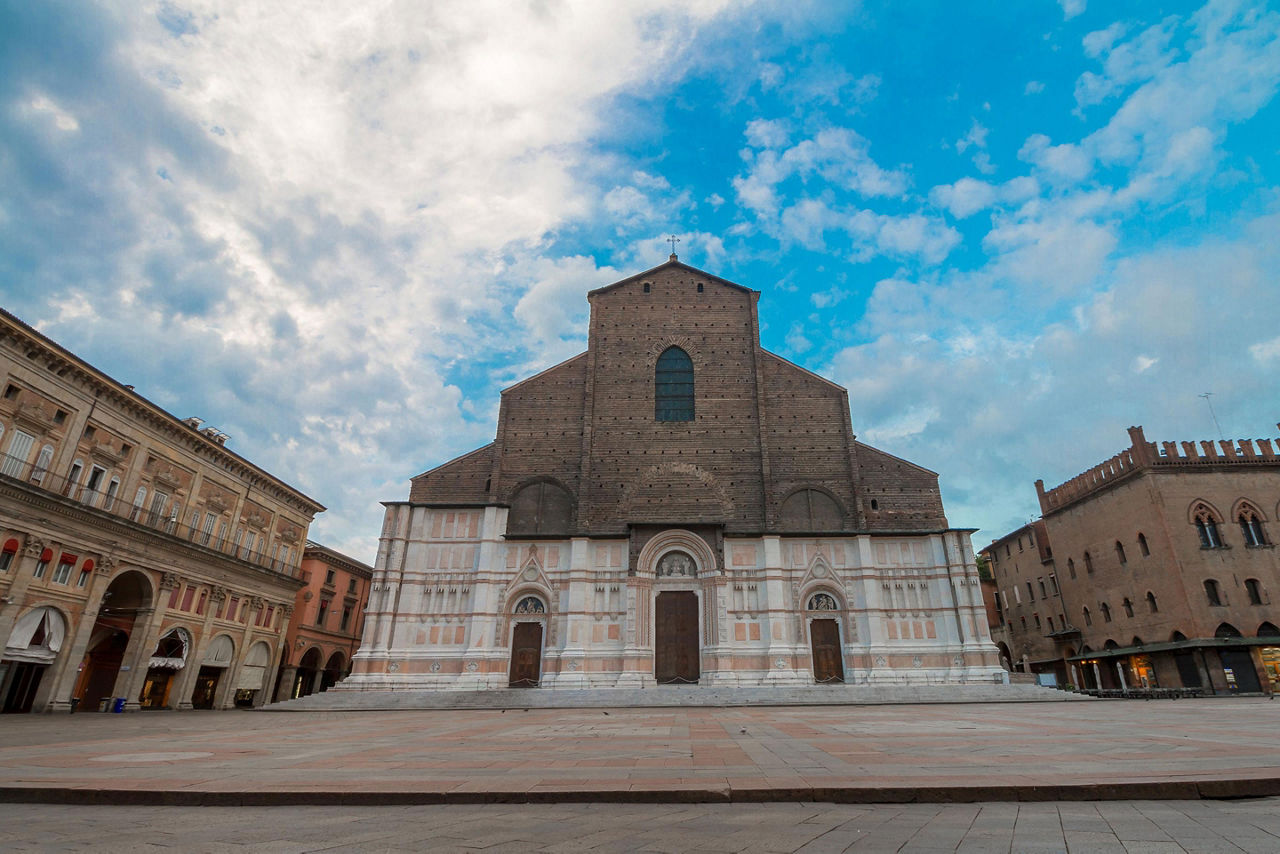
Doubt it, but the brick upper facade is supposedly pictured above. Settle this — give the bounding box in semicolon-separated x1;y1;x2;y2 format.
409;259;948;537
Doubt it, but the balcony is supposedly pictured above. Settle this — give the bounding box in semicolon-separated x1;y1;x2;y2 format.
0;452;300;578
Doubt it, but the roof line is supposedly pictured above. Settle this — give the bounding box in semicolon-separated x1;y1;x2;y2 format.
500;351;587;395
0;308;325;513
411;442;494;481
587;258;758;297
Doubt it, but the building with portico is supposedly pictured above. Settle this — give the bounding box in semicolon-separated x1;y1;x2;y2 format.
0;309;324;712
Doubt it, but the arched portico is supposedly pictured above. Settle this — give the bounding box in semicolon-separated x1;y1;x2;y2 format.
73;569;153;712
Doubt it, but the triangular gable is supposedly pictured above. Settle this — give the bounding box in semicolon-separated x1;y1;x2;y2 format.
760;350;849;394
854;441;940;478
411;443;495;481
587;258;758;297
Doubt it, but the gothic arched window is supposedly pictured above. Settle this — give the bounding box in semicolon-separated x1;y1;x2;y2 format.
1239;508;1267;546
655;347;694;422
1193;504;1223;548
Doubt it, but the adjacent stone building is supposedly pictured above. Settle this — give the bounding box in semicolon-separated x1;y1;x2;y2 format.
344;257;1000;691
274;541;372;700
0;309;324;712
982;425;1280;694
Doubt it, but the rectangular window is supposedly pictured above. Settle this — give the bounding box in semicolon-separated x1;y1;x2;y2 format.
201;513;217;546
341;605;352;631
1038;578;1047;598
34;556;49;579
1000;590;1008;609
325;568;335;586
149;491;170;523
227;596;239;621
316;599;330;627
1013;586;1021;604
1;430;36;477
168;585;181;609
51;555;75;585
180;587;196;611
348;578;357;593
196;590;207;615
1033;613;1041;629
1026;581;1035;601
1049;574;1059;595
84;466;106;505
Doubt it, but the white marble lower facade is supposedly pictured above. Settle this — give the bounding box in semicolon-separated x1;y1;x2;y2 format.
343;505;1003;691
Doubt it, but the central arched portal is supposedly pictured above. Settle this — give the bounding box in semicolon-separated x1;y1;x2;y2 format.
508;595;546;688
509;623;543;687
654;590;699;684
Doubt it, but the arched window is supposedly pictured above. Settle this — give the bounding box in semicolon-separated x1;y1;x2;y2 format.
1203;579;1222;606
1239;508;1267;547
1100;602;1112;623
1115;541;1127;565
1146;591;1158;613
655;347;694;422
1083;551;1094;574
1137;533;1149;556
1245;578;1263;605
507;481;574;536
1122;597;1133;618
1067;558;1076;579
1082;606;1092;626
1193;504;1223;548
30;444;54;485
780;489;843;531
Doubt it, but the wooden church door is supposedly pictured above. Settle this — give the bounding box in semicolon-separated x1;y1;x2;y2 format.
654;591;699;683
810;619;844;683
508;622;543;687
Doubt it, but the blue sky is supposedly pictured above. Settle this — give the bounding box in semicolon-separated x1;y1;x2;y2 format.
3;0;1279;562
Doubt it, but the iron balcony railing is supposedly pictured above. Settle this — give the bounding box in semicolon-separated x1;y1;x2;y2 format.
0;452;301;577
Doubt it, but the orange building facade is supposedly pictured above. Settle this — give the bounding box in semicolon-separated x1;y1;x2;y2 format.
274;542;372;700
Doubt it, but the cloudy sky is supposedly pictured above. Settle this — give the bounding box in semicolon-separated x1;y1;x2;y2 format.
3;0;1278;562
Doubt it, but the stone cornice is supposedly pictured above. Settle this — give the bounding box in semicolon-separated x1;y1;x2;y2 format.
0;309;325;517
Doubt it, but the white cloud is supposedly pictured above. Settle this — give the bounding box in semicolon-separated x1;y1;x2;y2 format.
1059;0;1087;21
929;176;1039;220
1250;336;1280;364
1018;133;1093;184
1024;80;1046;95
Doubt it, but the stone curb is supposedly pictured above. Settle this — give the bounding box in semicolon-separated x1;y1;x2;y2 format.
3;778;1277;806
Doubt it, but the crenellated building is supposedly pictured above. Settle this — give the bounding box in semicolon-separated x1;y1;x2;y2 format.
344;257;1000;692
982;425;1280;694
0;309;325;712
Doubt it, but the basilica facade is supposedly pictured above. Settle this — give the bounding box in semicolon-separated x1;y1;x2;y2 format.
344;257;1000;691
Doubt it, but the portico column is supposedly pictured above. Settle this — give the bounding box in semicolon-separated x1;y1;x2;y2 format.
47;558;118;712
1115;660;1128;690
110;605;163;711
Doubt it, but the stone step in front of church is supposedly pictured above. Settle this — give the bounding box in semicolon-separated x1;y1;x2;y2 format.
262;682;1087;711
